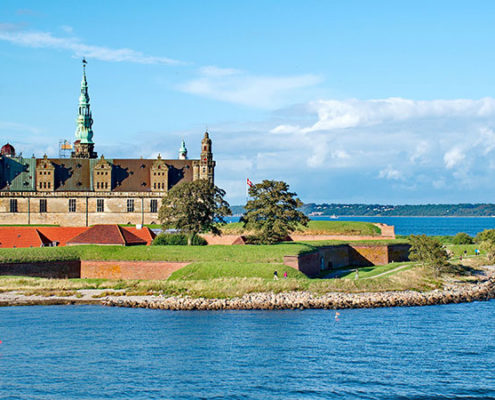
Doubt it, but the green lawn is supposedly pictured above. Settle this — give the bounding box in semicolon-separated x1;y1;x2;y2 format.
338;262;415;279
220;220;381;236
168;261;307;280
0;239;405;264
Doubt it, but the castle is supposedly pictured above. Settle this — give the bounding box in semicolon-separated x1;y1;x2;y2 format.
0;62;215;226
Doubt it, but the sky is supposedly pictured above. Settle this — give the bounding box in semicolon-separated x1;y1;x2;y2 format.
1;0;495;205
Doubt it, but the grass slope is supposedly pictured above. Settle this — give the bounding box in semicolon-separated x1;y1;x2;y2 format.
168;262;307;280
220;220;381;236
0;239;405;264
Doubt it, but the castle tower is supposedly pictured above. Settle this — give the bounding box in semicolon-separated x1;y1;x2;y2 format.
199;131;215;183
72;59;97;159
178;140;188;160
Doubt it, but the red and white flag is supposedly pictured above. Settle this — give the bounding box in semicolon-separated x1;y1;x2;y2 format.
247;178;253;187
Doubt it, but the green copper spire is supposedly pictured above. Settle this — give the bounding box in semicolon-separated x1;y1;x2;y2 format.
75;59;94;144
179;139;188;159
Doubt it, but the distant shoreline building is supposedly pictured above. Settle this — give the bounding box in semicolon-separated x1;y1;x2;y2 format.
0;62;215;226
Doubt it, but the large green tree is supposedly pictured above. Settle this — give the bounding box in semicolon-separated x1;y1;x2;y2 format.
158;180;231;244
408;234;449;275
241;180;309;244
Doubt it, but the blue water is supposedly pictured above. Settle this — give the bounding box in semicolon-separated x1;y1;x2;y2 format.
227;216;495;236
1;303;494;399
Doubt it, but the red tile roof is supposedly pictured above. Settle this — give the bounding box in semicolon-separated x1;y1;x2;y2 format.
37;227;88;247
0;227;52;248
124;227;156;245
66;225;147;246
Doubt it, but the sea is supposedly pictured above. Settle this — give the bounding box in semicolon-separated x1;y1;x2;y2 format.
227;215;495;237
1;217;495;399
0;303;494;399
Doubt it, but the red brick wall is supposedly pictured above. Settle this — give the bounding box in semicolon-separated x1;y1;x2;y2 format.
0;261;81;278
283;253;321;277
284;243;411;276
80;260;190;280
349;245;389;266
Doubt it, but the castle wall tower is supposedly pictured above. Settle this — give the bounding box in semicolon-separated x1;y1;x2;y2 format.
72;59;97;159
199;131;215;183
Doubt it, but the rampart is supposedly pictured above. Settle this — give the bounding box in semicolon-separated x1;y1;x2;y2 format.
284;243;411;277
0;260;189;280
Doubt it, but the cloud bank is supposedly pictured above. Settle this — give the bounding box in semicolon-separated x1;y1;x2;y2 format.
0;23;183;65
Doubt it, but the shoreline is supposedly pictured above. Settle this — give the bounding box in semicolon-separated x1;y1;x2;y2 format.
1;271;494;310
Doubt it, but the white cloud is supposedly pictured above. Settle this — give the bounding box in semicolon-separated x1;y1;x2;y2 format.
378;165;404;180
179;67;323;109
269;124;301;134
301;97;495;133
444;147;465;169
0;25;183;65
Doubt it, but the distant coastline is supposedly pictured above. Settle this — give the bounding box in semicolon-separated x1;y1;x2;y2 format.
232;203;495;218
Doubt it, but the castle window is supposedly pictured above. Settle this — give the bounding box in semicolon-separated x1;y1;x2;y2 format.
9;199;18;213
96;182;100;189
127;199;135;213
105;182;108;189
40;199;47;213
153;183;156;189
47;182;51;189
43;182;47;189
150;199;158;213
68;199;76;213
97;199;104;213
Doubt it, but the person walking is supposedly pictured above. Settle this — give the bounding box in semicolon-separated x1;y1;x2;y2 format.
355;269;359;280
273;271;279;280
283;271;288;279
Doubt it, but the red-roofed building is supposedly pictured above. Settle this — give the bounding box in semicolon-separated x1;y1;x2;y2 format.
0;227;52;248
0;225;154;248
66;225;148;246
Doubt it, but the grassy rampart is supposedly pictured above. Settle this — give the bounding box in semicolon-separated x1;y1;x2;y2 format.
220;220;382;236
0;239;406;264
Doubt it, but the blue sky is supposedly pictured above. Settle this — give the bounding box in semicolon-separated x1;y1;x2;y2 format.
2;1;495;204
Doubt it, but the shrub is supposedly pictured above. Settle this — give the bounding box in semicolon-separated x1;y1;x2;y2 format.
152;233;207;246
475;229;495;244
452;232;473;245
408;234;449;276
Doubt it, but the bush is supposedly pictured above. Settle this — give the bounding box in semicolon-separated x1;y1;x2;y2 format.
152;233;207;246
452;232;473;245
475;229;495;244
408;234;449;276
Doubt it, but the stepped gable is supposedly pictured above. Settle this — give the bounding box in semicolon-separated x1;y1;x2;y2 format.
66;224;147;246
0;227;52;248
125;227;156;245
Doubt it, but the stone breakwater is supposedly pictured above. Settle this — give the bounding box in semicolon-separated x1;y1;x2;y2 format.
102;277;495;311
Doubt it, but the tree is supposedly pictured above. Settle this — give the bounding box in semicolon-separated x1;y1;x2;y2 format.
158;180;231;244
241;180;309;244
408;234;449;276
452;232;473;245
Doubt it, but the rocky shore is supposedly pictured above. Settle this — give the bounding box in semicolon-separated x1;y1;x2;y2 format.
2;269;494;310
103;276;495;311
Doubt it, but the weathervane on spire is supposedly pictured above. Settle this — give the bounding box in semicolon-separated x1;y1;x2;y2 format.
82;58;87;67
